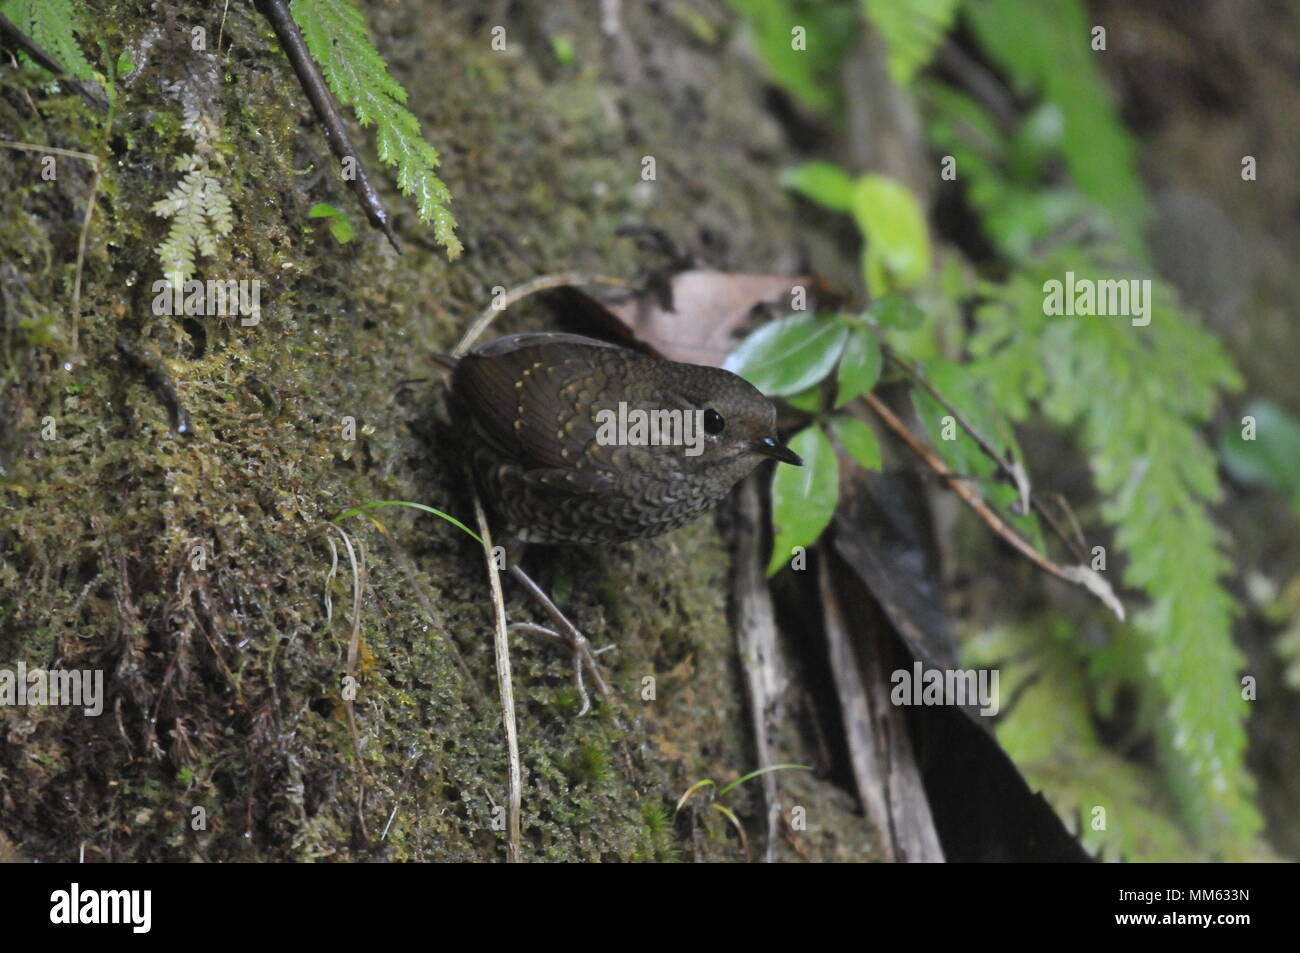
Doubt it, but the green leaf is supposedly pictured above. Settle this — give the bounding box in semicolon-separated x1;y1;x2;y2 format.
728;0;859;114
972;254;1253;852
835;325;882;406
724;314;849;397
716;764;811;796
309;202;355;244
1218;399;1300;515
861;0;962;87
783;385;825;414
1007;102;1064;181
964;620;1204;861
851;174;931;293
910;357;1044;549
767;424;839;576
963;0;1149;259
291;0;461;258
780;161;855;212
152;158;235;281
551;34;576;65
0;0;96;82
829;416;881;471
869;294;925;331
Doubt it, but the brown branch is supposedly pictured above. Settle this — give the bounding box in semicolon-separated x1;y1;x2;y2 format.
882;344;1089;563
864;392;1124;620
0;13;109;112
255;0;399;251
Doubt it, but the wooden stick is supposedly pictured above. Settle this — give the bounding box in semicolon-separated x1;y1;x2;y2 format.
865;392;1124;620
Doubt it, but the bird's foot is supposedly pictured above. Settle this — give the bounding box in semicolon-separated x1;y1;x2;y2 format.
508;621;612;716
507;565;614;716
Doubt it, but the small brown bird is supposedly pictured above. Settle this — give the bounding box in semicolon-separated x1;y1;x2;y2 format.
451;332;802;545
441;332;802;710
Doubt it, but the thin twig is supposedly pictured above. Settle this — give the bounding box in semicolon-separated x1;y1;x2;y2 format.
1045;492;1089;559
865;392;1124;620
935;41;1017;131
452;273;630;357
882;344;1031;509
327;523;371;840
217;0;231;52
0;141;101;354
882;344;1088;563
70;157;101;354
254;0;398;251
471;484;522;863
0;13;109;111
0;140;96;163
6;49;40;116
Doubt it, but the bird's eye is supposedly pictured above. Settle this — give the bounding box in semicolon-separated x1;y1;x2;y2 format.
703;408;725;435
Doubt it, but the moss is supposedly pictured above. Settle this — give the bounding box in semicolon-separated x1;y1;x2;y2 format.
0;0;877;862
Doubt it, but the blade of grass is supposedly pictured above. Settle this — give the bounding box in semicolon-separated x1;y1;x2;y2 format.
711;803;751;862
333;500;481;544
675;779;716;813
717;763;810;797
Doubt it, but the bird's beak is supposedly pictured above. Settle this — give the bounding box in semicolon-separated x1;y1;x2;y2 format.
754;436;803;466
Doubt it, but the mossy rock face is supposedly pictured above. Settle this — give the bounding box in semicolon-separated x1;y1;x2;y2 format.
0;1;875;861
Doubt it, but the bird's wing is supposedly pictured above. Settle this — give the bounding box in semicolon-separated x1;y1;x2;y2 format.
453;338;630;472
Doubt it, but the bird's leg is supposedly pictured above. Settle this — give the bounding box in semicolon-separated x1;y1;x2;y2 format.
507;564;612;716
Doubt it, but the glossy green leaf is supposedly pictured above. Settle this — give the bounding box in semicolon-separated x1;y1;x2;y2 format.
829;416;881;471
851;173;931;293
724;314;850;397
869;294;925;331
835;325;883;406
767;424;839;576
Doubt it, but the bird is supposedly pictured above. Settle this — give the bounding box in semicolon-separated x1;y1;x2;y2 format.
439;332;802;711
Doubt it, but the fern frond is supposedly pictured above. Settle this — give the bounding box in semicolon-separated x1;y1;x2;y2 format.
922;57;1259;853
967;259;1257;853
862;0;962;87
0;0;96;82
963;0;1148;259
152;162;234;281
965;620;1203;861
290;0;461;258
